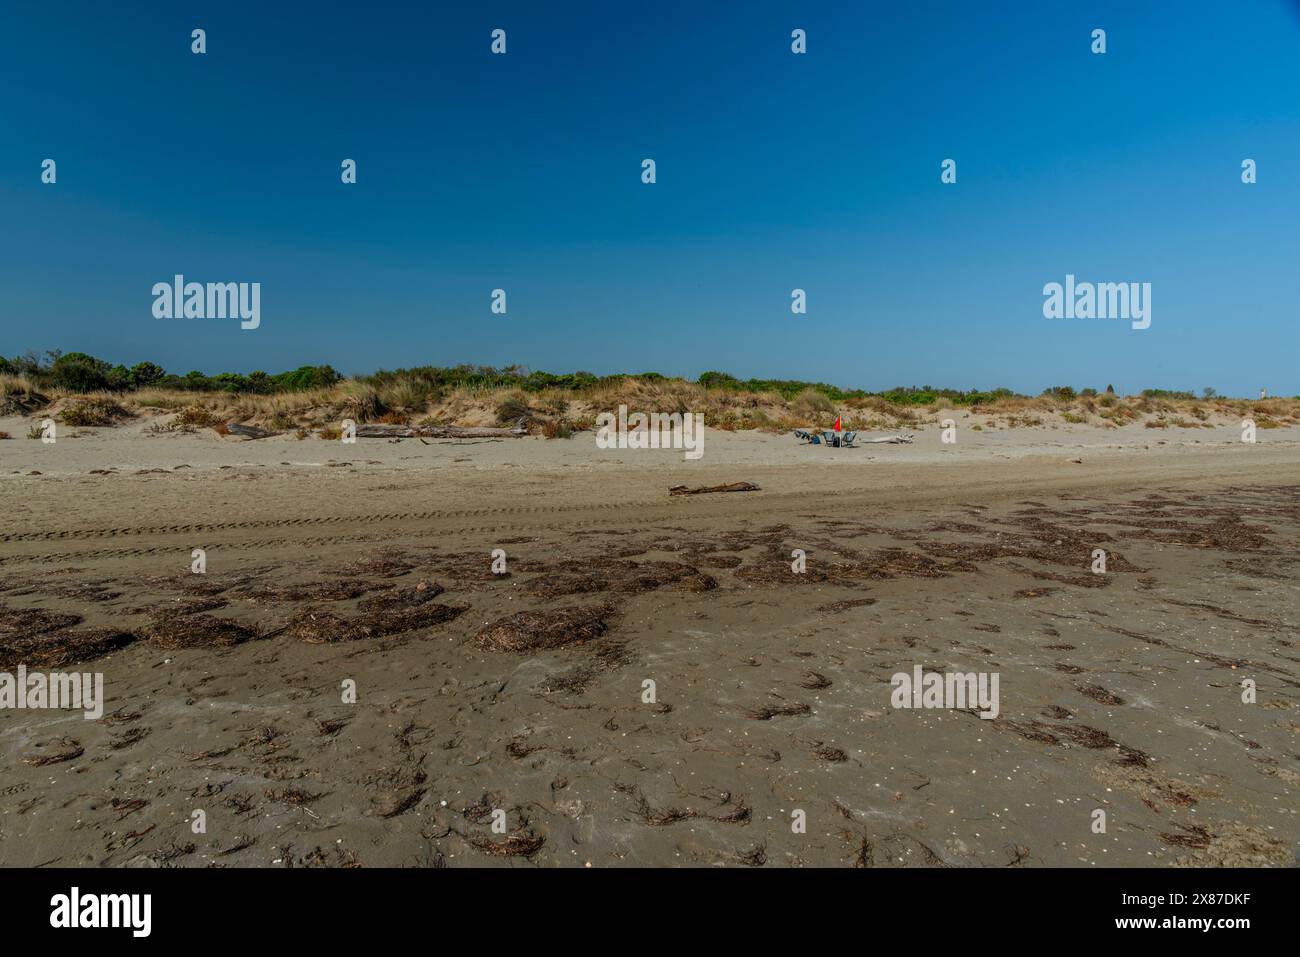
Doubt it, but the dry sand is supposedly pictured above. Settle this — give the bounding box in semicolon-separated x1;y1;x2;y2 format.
0;417;1297;867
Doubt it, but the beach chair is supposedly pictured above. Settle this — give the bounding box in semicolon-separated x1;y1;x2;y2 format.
813;430;857;448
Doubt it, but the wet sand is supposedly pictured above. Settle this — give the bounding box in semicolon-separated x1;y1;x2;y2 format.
0;424;1297;867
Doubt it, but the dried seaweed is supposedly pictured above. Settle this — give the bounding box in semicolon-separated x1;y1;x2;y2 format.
475;605;612;653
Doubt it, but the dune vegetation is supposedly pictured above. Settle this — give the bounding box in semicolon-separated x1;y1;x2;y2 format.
2;351;1297;437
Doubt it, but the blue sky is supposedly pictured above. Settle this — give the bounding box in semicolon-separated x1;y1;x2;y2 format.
2;0;1298;396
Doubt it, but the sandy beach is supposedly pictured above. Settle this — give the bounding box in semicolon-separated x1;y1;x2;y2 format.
0;418;1296;867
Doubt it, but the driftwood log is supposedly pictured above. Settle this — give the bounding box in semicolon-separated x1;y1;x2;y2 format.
225;423;278;439
224;422;527;440
858;433;914;444
669;482;761;496
354;424;528;439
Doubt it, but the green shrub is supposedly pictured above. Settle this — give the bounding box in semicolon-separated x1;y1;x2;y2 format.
51;353;114;392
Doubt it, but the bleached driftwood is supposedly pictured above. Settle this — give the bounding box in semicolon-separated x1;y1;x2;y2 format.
858;433;914;444
794;429;915;447
225;421;527;440
354;424;528;439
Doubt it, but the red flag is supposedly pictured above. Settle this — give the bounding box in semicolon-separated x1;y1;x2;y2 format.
834;416;842;432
